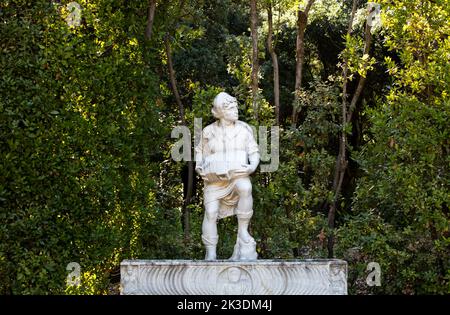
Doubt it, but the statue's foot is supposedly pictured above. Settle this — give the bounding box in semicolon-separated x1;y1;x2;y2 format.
238;229;253;244
205;246;217;261
229;243;240;260
239;237;257;260
205;254;216;261
228;236;257;261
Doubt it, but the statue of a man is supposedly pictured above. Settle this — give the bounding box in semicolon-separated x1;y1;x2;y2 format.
195;92;260;260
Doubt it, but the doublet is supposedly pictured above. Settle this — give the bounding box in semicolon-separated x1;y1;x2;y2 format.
195;120;259;175
195;120;259;219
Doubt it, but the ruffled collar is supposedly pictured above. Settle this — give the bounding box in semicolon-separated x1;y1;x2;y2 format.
207;121;246;140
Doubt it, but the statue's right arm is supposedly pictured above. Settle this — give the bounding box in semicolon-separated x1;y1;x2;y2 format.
194;129;206;175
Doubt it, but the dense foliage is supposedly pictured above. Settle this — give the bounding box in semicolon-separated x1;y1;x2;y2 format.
1;0;448;294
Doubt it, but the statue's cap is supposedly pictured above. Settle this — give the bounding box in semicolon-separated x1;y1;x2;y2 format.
213;92;236;108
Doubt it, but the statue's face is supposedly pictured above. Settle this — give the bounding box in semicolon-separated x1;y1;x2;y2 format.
221;97;238;122
227;268;241;282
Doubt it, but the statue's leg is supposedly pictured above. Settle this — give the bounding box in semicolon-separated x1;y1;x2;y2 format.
202;199;219;260
235;177;253;243
231;177;257;260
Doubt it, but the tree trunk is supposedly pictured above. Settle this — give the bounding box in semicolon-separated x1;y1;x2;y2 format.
267;2;280;125
327;0;357;258
291;0;315;125
250;0;259;120
164;34;192;243
145;0;157;41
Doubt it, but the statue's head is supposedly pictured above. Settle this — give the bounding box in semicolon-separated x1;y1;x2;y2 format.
227;267;242;282
212;92;238;122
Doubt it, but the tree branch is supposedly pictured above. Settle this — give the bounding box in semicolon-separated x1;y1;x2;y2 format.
327;0;357;258
145;0;157;41
292;0;316;125
267;1;280;125
250;0;259;120
164;33;193;242
347;12;373;122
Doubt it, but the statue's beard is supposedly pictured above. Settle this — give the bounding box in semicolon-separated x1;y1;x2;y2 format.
224;115;238;122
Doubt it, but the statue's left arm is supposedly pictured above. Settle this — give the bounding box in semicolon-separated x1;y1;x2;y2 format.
246;126;260;174
248;151;260;174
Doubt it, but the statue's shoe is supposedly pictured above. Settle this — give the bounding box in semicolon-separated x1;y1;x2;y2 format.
204;245;217;261
228;237;257;261
228;243;240;260
238;237;257;260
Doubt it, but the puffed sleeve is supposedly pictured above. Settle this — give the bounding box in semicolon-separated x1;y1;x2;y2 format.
246;126;259;155
194;129;206;167
195;126;213;168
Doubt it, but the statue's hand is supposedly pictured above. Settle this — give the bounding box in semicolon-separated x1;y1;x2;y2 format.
197;170;220;183
232;164;254;177
195;166;204;175
203;173;222;182
196;167;209;182
243;163;257;174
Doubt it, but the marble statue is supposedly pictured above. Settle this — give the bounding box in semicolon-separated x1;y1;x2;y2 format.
120;95;349;295
119;95;349;296
194;92;260;260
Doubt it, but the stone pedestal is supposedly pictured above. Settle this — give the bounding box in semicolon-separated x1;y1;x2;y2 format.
120;259;347;295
